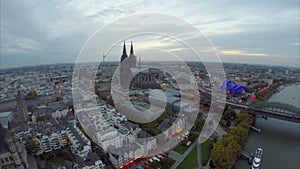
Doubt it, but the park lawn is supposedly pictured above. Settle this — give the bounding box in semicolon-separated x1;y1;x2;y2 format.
173;144;188;154
201;139;214;165
45;157;66;168
177;147;198;169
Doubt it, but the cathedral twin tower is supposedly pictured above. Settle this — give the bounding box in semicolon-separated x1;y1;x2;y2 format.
119;41;161;89
120;41;137;68
119;41;138;88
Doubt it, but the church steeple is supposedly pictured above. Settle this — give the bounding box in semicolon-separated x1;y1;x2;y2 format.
128;41;136;68
123;41;127;55
130;41;134;55
14;90;28;127
120;41;128;63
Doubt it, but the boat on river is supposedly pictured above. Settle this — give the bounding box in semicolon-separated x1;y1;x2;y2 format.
251;148;263;169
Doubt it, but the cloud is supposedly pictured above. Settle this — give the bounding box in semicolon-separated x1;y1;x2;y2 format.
166;48;187;52
14;38;40;51
0;0;299;67
220;50;269;57
134;40;174;50
1;37;41;54
291;42;300;46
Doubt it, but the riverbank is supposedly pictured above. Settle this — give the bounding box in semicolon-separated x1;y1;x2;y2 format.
236;83;300;169
268;83;300;104
259;81;300;100
210;111;254;169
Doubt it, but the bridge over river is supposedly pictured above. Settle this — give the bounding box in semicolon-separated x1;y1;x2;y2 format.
225;101;300;123
198;84;300;122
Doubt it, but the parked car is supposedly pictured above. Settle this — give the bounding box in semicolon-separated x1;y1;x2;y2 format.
152;156;160;161
156;154;163;159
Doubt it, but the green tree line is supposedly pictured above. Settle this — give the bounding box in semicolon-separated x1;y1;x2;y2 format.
254;82;281;101
211;111;254;169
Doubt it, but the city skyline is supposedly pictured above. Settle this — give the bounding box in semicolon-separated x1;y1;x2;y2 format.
1;1;299;168
1;0;299;68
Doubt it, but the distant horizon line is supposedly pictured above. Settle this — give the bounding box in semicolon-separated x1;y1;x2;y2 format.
1;60;299;70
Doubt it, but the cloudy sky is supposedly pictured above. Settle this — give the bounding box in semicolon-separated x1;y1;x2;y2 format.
1;0;299;68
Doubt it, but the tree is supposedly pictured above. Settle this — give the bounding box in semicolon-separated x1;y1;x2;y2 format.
211;135;242;169
222;107;236;127
188;131;200;142
211;111;254;169
228;126;248;146
223;107;236;121
25;91;38;100
253;82;281;101
195;118;205;131
25;138;40;154
36;115;47;122
138;108;174;136
236;111;254;125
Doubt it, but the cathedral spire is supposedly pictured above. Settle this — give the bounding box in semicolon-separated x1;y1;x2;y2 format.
120;41;128;63
130;41;134;55
123;41;127;55
16;90;24;101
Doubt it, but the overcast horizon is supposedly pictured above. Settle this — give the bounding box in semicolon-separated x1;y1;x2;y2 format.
1;0;299;68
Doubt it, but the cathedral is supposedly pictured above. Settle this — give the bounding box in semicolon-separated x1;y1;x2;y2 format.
119;41;162;89
120;41;136;88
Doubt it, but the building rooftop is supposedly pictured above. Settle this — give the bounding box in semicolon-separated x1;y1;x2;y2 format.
0;111;13;118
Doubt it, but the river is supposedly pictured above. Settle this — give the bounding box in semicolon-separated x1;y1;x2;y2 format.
236;84;300;169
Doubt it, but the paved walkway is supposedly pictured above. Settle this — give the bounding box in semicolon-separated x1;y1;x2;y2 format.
196;143;202;169
215;125;227;137
202;159;211;169
169;150;182;161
